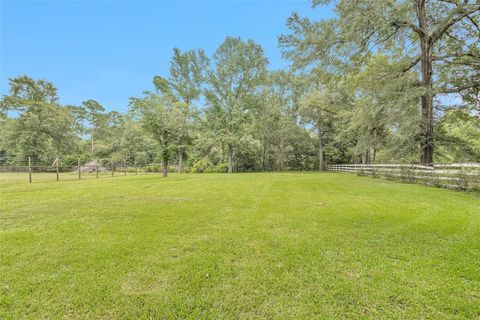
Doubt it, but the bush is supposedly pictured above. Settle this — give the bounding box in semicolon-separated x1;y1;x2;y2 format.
192;159;212;173
454;169;469;191
205;163;228;173
428;174;444;188
357;169;368;177
383;170;396;181
400;166;416;183
191;159;228;173
146;165;163;173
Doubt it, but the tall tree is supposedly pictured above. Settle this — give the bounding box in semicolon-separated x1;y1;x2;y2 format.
119;119;157;164
205;37;268;173
280;0;480;164
97;111;127;160
299;72;345;171
153;48;207;172
254;71;301;171
81;99;105;157
344;54;423;163
0;76;76;163
130;92;185;177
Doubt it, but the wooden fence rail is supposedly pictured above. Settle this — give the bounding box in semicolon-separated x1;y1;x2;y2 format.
326;163;480;191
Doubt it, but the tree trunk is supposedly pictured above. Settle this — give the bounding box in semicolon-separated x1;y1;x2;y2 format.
361;153;366;164
178;150;183;173
275;142;283;171
163;161;168;177
262;137;267;171
417;0;434;165
317;127;325;171
91;131;94;157
227;144;233;174
162;135;169;177
220;142;224;163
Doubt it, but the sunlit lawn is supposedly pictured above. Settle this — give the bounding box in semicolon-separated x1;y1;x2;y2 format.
1;172;479;319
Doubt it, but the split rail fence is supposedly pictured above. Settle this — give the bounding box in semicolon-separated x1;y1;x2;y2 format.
326;163;480;191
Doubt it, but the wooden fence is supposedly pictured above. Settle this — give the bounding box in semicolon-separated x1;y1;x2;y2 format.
326;163;480;191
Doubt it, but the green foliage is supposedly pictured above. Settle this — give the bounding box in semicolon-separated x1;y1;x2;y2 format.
154;47;208;104
130;92;187;175
0;76;78;164
204;36;268;172
399;166;416;183
344;55;423;162
280;0;480;164
2;21;478;169
81;99;107;157
436;107;480;162
191;158;213;173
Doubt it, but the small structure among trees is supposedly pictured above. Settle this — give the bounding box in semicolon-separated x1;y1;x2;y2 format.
78;159;105;173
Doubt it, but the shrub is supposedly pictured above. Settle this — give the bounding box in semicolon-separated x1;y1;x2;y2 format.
146;165;163;173
205;163;228;173
400;166;416;183
383;170;396;181
357;169;368;177
429;174;444;188
454;168;469;191
192;159;213;173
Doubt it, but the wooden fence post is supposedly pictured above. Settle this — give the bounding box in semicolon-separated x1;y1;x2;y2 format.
124;159;127;176
111;162;114;177
78;159;81;180
28;156;32;183
56;157;59;181
145;160;147;174
135;160;137;175
96;159;99;179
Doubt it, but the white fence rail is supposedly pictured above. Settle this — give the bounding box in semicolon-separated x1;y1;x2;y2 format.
326;163;480;191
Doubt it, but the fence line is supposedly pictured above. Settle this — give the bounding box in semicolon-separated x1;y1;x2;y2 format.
0;157;177;183
2;159;480;191
326;163;480;191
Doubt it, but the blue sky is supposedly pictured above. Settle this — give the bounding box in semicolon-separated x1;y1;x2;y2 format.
0;0;333;112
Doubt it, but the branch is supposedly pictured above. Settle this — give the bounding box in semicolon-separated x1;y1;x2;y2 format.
432;52;477;60
438;81;480;94
431;4;480;43
391;20;425;36
466;15;480;34
436;0;462;5
402;56;422;73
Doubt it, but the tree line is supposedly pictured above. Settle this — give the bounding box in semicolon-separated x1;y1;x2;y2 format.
1;1;479;175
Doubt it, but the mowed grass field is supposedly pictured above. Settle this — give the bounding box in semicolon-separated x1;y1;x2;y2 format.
1;172;479;319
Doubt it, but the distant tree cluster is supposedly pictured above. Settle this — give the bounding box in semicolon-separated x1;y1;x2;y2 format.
1;1;479;173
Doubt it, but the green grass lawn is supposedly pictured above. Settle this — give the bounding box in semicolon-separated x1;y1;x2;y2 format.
1;173;479;319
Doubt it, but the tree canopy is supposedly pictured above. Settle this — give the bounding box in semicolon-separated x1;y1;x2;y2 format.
1;1;478;170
